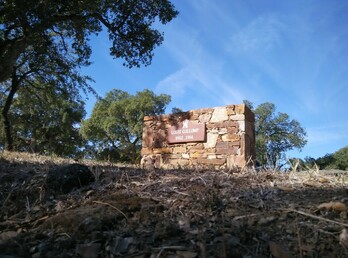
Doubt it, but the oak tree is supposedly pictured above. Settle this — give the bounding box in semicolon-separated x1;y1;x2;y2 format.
0;0;178;150
244;101;307;168
0;80;86;156
81;89;170;162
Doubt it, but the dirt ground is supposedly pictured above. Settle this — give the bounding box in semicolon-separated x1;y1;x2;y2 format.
1;153;348;258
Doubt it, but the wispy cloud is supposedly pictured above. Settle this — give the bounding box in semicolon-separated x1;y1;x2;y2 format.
156;67;196;97
156;16;247;109
227;14;286;53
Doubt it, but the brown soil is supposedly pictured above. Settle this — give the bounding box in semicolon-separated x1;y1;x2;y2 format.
1;153;348;257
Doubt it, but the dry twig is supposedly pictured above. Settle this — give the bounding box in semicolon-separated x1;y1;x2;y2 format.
283;208;348;227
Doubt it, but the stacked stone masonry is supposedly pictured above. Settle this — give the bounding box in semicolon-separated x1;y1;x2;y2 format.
141;104;255;170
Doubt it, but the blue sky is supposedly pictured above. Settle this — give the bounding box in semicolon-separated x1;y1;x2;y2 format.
83;0;348;159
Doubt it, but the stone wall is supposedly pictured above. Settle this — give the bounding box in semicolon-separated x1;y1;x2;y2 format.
141;104;255;170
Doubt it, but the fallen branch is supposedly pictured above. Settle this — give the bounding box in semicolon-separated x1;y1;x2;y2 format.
283;208;348;227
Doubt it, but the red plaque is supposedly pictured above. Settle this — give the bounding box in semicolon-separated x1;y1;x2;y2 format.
167;120;205;144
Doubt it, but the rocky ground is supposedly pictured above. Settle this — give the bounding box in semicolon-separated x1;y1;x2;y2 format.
1;152;348;258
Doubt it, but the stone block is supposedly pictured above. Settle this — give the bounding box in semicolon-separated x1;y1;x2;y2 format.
207;121;239;129
222;134;240;142
230;114;245;121
141;148;153;155
238;121;245;132
203;133;218;148
144;116;153;121
235;104;245;114
142;129;153;148
177;159;190;166
211;107;228;122
196;158;225;165
191;113;199;120
182;153;190;159
153;148;172;154
218;128;228;134
173;146;186;153
226;105;236;115
199;113;212;123
188;144;204;151
196;108;214;114
216;142;239;155
153;129;167;147
207;154;217;159
228;127;238;134
227;155;246;168
191;151;203;158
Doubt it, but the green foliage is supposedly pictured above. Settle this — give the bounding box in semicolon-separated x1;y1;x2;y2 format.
334;146;348;170
314;146;348;171
0;81;86;157
81;89;171;162
0;0;178;82
244;100;307;168
171;107;184;114
0;0;178;151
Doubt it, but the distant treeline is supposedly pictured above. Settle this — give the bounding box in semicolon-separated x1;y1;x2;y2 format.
291;146;348;171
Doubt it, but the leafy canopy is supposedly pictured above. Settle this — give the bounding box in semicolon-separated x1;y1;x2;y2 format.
0;0;178;82
81;89;171;162
0;0;178;151
0;80;86;156
244;101;307;168
314;146;348;171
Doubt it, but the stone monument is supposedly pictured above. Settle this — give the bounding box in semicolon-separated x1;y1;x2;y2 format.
141;104;255;170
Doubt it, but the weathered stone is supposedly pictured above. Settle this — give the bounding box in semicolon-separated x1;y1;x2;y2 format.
230;114;245;121
142;128;153;148
211;107;228;122
199;113;212;123
158;114;170;122
153;148;172;154
203;133;218;148
163;154;181;159
235;104;245;114
173;146;186;153
207;121;239;129
153;129;167;147
207;154;216;159
182;153;190;159
165;158;190;167
196;108;214;114
188;144;204;151
226;105;236;115
196;158;225;165
177;159;190;166
227;155;246;168
222;134;240;142
190;113;199;120
144;116;153;121
216;142;239;155
238;121;245;132
218;128;228;134
228;127;238;134
190;151;203;158
141;147;153;155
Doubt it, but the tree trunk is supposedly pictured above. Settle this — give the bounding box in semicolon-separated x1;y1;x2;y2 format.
0;38;26;83
1;75;20;151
